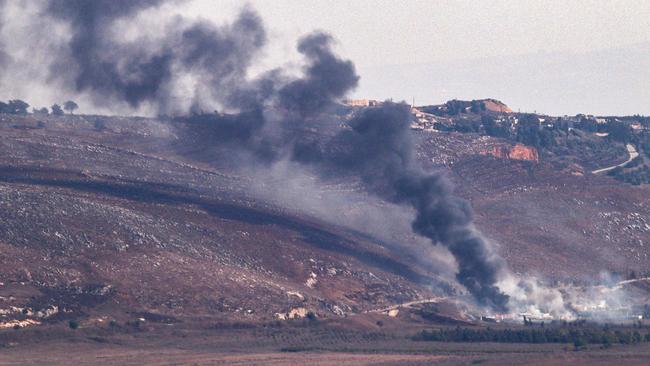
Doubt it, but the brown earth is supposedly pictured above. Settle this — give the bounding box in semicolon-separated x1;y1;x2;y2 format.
1;112;649;364
481;143;539;162
2;318;650;366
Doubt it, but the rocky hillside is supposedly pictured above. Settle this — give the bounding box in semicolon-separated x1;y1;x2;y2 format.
416;130;650;279
481;143;539;162
0;113;450;328
0;111;648;329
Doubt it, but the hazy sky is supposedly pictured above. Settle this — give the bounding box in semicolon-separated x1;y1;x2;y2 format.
188;0;650;115
1;1;648;116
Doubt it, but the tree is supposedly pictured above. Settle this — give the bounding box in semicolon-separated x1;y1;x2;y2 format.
482;115;510;138
63;100;78;114
51;104;64;116
8;99;29;114
573;338;586;350
470;100;481;113
606;120;632;143
516;114;542;147
33;107;49;115
577;116;597;132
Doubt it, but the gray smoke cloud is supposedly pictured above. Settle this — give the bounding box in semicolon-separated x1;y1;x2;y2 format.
181;34;509;309
327;104;509;310
0;0;7;67
46;0;168;107
44;0;267;114
4;0;510;310
278;32;358;117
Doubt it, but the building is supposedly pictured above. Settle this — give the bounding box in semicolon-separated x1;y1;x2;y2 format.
344;99;381;107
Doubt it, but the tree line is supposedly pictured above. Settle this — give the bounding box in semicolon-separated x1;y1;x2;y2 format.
414;325;649;348
0;99;78;116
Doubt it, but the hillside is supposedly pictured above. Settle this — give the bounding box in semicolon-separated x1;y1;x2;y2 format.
0;110;648;323
1;110;650;364
0;113;460;326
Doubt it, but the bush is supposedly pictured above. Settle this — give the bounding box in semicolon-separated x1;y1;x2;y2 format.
573;338;586;350
414;326;649;345
68;320;79;330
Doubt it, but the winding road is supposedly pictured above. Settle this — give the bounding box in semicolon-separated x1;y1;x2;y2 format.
592;143;639;174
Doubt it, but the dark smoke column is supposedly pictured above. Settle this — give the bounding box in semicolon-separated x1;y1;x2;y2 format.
37;0;509;311
334;104;510;311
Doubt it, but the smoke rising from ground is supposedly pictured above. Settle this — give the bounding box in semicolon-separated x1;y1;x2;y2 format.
332;104;509;310
246;160;459;291
2;0;513;310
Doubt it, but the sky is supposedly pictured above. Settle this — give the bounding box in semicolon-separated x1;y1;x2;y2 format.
1;0;649;116
187;0;650;116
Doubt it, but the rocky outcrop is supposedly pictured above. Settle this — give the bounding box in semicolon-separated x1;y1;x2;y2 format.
482;143;539;162
482;99;513;113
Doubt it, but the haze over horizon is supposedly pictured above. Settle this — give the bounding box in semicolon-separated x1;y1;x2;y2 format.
196;0;650;116
1;0;649;116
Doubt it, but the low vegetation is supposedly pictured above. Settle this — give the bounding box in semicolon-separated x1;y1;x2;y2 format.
415;325;650;347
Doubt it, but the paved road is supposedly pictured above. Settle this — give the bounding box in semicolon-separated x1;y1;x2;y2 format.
367;297;447;313
592;143;639;174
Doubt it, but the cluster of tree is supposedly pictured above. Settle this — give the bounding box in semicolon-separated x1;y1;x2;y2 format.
445;114;557;149
452;119;482;133
454;113;643;152
575;117;598;133
572;117;635;143
482;115;512;138
638;131;650;158
608;165;650;185
607;131;650;185
0;99;79;116
514;114;556;148
0;99;30;114
604;120;634;143
470;100;487;113
445;100;486;116
414;326;649;346
420;100;487;117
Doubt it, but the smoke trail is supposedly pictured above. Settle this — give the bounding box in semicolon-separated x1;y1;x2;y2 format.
14;1;510;310
186;31;358;163
46;0;168;107
45;0;267;113
331;103;509;310
278;32;358;117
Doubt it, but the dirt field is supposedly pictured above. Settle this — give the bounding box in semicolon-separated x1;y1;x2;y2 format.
3;336;650;366
3;321;650;366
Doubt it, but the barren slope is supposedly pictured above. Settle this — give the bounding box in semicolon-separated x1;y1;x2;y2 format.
0;114;445;325
1;113;648;328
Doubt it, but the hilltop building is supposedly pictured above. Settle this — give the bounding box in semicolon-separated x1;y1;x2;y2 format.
344;99;381;107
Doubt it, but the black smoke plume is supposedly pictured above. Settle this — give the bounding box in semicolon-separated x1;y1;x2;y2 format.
20;1;510;310
45;0;266;112
332;104;509;310
278;32;358;117
46;0;168;107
